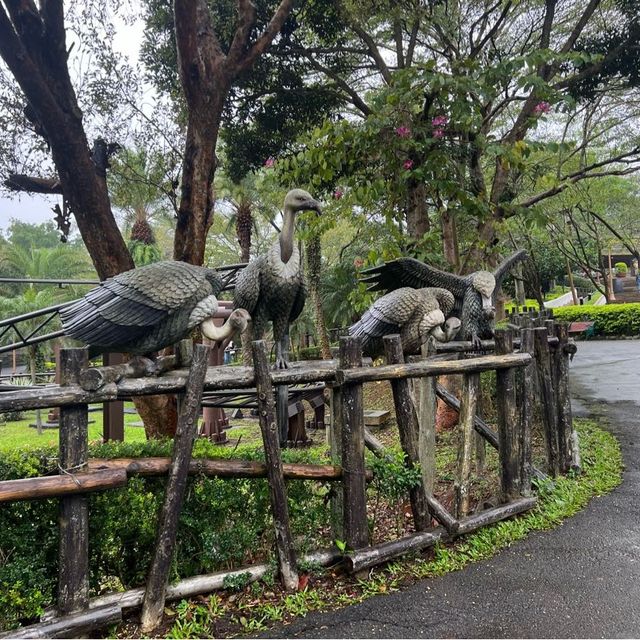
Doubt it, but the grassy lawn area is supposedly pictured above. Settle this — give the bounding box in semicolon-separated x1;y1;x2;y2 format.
0;403;148;451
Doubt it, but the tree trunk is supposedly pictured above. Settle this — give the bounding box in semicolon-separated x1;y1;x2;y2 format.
441;208;460;271
235;197;253;262
29;346;42;435
306;234;332;359
135;395;179;440
406;182;429;243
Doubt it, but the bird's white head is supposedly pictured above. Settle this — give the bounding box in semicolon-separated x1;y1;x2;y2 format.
228;308;251;334
471;271;496;318
284;189;322;215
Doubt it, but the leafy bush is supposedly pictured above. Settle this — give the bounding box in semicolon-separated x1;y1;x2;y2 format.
0;440;331;631
298;346;322;360
615;262;628;276
552;303;640;336
567;275;595;292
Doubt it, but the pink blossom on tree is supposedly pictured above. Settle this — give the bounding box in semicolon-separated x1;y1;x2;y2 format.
533;101;551;116
264;157;276;168
333;188;344;199
395;126;411;138
403;159;414;170
432;115;448;127
433;129;444;139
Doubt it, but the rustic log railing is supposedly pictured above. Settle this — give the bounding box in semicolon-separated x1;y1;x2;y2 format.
0;323;579;638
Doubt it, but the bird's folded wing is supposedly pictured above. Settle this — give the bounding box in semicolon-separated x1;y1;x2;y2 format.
493;250;528;288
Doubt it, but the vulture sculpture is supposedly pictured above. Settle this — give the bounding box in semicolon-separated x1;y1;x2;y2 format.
349;287;461;358
362;250;528;348
234;188;321;368
60;260;250;358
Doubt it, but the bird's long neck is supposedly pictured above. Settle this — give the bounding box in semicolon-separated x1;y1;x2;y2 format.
201;317;235;343
279;208;296;264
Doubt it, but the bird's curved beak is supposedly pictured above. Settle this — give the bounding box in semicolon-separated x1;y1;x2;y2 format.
306;199;322;215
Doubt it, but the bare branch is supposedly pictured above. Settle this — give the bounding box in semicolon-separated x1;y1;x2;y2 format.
5;174;63;194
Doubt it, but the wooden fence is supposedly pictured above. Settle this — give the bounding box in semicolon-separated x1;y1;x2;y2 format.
0;320;578;637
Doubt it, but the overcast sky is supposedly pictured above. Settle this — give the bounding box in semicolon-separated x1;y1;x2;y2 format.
0;12;144;236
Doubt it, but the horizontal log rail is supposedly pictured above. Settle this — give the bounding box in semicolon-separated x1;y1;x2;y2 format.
0;353;531;413
88;457;373;481
336;352;531;385
0;469;127;503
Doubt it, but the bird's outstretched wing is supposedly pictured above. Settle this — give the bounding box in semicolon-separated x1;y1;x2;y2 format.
361;258;466;296
60;261;218;348
492;250;528;289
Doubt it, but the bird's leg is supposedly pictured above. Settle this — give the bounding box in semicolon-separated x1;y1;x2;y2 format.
470;332;484;352
274;326;290;369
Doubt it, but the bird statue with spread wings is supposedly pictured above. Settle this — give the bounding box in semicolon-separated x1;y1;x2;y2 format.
61;261;250;359
349;287;461;358
361;250;528;349
233;189;322;369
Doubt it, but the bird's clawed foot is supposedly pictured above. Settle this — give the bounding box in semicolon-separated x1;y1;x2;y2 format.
273;356;289;370
471;334;484;352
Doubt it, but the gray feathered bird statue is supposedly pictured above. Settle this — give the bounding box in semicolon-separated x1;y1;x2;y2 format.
233;188;321;368
60;260;250;358
361;250;528;348
349;287;461;358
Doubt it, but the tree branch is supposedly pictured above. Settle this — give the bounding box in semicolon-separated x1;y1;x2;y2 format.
559;0;601;54
237;0;294;72
227;0;257;66
4;174;63;194
350;22;393;85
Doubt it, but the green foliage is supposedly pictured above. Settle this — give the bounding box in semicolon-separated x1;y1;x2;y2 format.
553;303;640;336
127;239;162;267
0;440;330;631
222;572;252;592
615;262;628;275
370;449;422;503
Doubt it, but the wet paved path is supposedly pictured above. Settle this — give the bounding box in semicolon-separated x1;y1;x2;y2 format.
261;340;640;638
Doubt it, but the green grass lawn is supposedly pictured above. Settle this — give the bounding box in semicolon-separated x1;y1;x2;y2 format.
0;403;148;451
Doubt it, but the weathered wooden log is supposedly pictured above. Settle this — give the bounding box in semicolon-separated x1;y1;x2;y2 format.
417;340;437;497
329;385;344;540
252;340;298;591
344;528;446;573
337;352;530;385
276;384;289;446
455;372;480;517
80;354;180;391
364;427;388;459
383;335;430;531
518;328;535;496
58;348;89;616
534;327;560;476
435;381;548;484
432;336;558;354
87;457;373;481
339;336;369;551
495;330;521;503
1;604;122;639
553;323;574;474
43;549;341;620
141;344;210;632
0;469;127;503
0;359;381;413
455;497;537;535
424;494;458;533
570;430;582;472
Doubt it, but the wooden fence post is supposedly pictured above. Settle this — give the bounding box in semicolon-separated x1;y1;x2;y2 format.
58;347;89;616
533;327;560;476
455;372;479;517
328;385;344;540
383;335;430;531
339;336;369;551
554;323;577;473
141;344;210;632
417;341;437;496
518;328;535;495
495;329;521;502
252;341;298;590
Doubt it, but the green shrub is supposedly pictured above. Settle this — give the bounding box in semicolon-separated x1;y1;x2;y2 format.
298;346;322;360
568;275;595;292
552;303;640;336
615;262;628;276
0;441;331;631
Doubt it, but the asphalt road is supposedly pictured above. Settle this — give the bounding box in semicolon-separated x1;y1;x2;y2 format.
260;340;640;639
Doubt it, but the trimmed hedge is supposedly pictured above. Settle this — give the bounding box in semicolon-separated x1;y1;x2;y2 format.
552;303;640;336
0;440;331;631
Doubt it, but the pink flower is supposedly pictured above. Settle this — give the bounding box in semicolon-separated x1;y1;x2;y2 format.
403;159;414;170
353;257;364;269
333;188;344;199
395;126;411;138
264;157;276;168
432;115;448;128
533;101;551;116
433;129;444;139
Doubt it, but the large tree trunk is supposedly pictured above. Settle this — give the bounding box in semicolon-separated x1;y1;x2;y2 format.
441;208;460;271
406;181;429;244
235;197;253;262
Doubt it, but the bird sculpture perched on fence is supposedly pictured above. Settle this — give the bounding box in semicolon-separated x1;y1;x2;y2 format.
349;287;461;358
60;260;251;359
361;250;528;348
234;188;322;369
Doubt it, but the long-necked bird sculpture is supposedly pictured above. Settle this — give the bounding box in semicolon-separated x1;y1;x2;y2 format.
361;250;528;348
349;287;461;358
60;260;250;358
233;188;322;369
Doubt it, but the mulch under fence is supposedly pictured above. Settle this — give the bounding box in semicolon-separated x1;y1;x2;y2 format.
0;316;579;638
